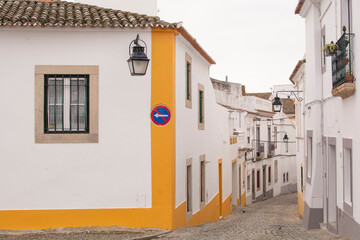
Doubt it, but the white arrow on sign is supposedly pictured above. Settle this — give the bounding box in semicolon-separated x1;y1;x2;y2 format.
154;113;168;118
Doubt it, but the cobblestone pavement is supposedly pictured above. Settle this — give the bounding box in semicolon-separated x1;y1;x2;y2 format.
157;193;347;240
0;193;347;240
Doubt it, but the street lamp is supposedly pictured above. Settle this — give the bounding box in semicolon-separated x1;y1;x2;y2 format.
272;90;303;113
127;34;150;76
272;95;282;113
283;133;289;153
283;133;289;142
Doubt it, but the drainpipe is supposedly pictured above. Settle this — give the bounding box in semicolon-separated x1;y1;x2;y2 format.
310;0;326;223
348;0;352;74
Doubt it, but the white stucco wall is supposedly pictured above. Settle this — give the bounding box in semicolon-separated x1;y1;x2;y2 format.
300;0;360;228
0;28;153;210
175;35;235;213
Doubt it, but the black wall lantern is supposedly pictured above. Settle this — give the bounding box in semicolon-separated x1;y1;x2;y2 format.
283;133;289;143
272;95;282;113
128;34;150;76
272;90;303;113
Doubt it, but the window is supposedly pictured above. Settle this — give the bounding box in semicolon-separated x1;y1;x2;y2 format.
35;65;99;143
185;53;192;108
44;75;89;133
286;172;289;182
283;173;286;183
268;166;271;184
274;160;278;183
306;130;313;183
301;165;304;192
200;154;206;209
247;175;251;192
256;126;260;154
343;138;353;215
268;127;272;155
256;169;260;190
186;158;192;220
274;127;277;148
198;83;205;130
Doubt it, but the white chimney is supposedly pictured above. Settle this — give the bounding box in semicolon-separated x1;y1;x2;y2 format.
73;0;158;16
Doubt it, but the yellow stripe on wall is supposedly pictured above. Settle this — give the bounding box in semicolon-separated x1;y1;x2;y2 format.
151;28;178;229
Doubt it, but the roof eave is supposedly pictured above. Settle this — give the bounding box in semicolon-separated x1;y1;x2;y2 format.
178;26;216;65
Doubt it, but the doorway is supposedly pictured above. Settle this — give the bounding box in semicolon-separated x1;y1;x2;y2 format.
263;166;267;199
327;142;337;233
251;169;255;201
239;164;242;206
232;162;238;206
219;161;223;218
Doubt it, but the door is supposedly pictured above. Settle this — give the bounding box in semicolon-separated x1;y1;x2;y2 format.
239;164;242;206
232;162;237;206
328;144;337;232
263;166;267;198
251;169;255;201
219;162;223;217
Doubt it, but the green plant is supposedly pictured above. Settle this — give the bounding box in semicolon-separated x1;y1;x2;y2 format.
322;42;339;53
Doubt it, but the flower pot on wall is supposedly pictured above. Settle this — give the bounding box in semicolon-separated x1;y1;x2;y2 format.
346;74;354;82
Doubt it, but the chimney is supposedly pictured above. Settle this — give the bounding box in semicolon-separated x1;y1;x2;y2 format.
241;85;246;96
225;76;228;82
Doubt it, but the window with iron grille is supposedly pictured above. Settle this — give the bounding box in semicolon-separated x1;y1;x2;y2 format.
44;75;89;133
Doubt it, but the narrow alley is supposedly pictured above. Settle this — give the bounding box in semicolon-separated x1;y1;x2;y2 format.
157;193;345;240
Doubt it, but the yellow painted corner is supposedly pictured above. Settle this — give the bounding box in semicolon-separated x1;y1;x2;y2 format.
221;194;232;218
241;193;246;207
297;191;305;217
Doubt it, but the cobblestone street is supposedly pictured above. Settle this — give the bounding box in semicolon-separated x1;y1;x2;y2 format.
0;193;347;240
157;193;346;240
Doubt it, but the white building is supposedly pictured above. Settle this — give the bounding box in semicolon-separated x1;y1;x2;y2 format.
289;59;306;217
0;0;237;230
296;0;360;238
211;79;297;208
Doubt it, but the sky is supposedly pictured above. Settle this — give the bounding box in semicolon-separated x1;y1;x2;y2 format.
157;0;305;93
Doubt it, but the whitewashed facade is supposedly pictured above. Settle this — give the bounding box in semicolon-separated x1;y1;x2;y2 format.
211;79;297;208
296;0;360;238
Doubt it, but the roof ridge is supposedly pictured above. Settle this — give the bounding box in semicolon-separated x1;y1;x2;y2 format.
0;0;179;28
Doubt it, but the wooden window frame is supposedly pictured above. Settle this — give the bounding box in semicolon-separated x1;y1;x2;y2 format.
198;83;205;130
185;53;192;108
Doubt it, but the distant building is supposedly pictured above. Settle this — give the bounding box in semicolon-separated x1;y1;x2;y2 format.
211;78;297;207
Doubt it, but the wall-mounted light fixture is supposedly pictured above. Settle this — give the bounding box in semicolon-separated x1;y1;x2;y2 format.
272;91;303;113
128;34;150;76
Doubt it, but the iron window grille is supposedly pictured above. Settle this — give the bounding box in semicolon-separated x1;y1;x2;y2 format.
44;75;89;133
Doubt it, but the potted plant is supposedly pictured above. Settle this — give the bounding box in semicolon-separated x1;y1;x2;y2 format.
346;70;354;82
322;41;339;56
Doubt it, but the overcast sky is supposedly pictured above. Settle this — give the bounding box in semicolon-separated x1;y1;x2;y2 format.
157;0;305;93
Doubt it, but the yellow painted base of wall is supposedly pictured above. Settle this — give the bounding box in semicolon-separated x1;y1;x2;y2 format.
173;192;233;229
241;193;246;207
221;194;232;218
298;191;304;217
0;207;173;230
173;193;220;229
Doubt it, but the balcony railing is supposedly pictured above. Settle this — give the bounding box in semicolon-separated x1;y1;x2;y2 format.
332;26;355;89
267;142;275;157
256;142;264;160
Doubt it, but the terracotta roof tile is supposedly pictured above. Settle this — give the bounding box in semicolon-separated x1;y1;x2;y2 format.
295;0;305;14
245;92;272;100
281;98;295;114
289;59;306;84
0;0;178;28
